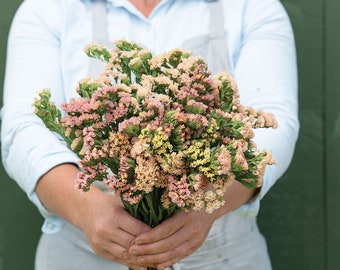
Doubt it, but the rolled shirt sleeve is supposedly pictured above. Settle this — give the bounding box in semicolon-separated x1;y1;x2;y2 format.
1;0;79;230
232;0;299;216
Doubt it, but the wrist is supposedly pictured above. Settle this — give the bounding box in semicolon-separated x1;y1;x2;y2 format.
35;163;86;227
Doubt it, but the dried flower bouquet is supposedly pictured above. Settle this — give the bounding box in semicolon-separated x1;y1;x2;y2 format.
34;39;276;240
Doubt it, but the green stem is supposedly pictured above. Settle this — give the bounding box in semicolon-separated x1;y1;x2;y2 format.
145;192;158;227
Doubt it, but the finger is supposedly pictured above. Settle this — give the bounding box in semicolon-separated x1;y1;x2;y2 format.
130;225;187;255
130;211;207;255
134;241;197;268
103;250;148;270
111;196;152;237
134;212;186;245
91;223;131;249
94;239;148;269
94;205;151;248
120;211;151;236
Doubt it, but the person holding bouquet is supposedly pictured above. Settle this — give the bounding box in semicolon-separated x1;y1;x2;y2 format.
1;0;299;269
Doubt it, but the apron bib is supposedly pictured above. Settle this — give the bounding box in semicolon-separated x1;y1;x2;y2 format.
86;1;271;269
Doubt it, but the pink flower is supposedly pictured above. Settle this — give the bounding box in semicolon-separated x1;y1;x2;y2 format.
119;156;130;174
118;116;142;133
176;86;199;101
82;127;96;150
216;145;231;175
168;175;191;208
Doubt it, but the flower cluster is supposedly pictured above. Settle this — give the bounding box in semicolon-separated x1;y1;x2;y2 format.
34;39;277;226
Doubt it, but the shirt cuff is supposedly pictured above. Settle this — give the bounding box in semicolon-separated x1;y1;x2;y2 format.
230;165;274;217
30;191;67;233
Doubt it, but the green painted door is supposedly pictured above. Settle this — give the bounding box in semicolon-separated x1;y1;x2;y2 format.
0;0;338;269
0;1;44;270
258;1;339;270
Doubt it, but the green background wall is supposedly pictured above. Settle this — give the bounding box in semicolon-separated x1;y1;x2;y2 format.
0;0;338;269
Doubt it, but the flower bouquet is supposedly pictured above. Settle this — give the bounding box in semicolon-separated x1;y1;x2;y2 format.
34;39;276;269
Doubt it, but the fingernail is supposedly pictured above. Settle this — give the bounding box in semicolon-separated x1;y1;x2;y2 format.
135;237;143;245
138;256;145;263
129;248;137;255
122;250;130;260
129;239;136;247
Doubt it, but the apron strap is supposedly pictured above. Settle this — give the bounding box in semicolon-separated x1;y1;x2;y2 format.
208;0;225;33
92;0;109;44
207;0;234;75
88;0;109;77
88;0;234;76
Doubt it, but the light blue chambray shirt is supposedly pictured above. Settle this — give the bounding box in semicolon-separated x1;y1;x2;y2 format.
1;0;299;233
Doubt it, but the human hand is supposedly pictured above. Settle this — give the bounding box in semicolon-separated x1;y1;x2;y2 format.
35;163;152;269
36;164;255;269
77;191;152;269
128;209;216;269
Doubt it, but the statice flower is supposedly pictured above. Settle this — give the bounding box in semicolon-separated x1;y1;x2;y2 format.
34;39;277;233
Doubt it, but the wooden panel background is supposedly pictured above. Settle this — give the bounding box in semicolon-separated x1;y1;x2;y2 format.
0;0;338;269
